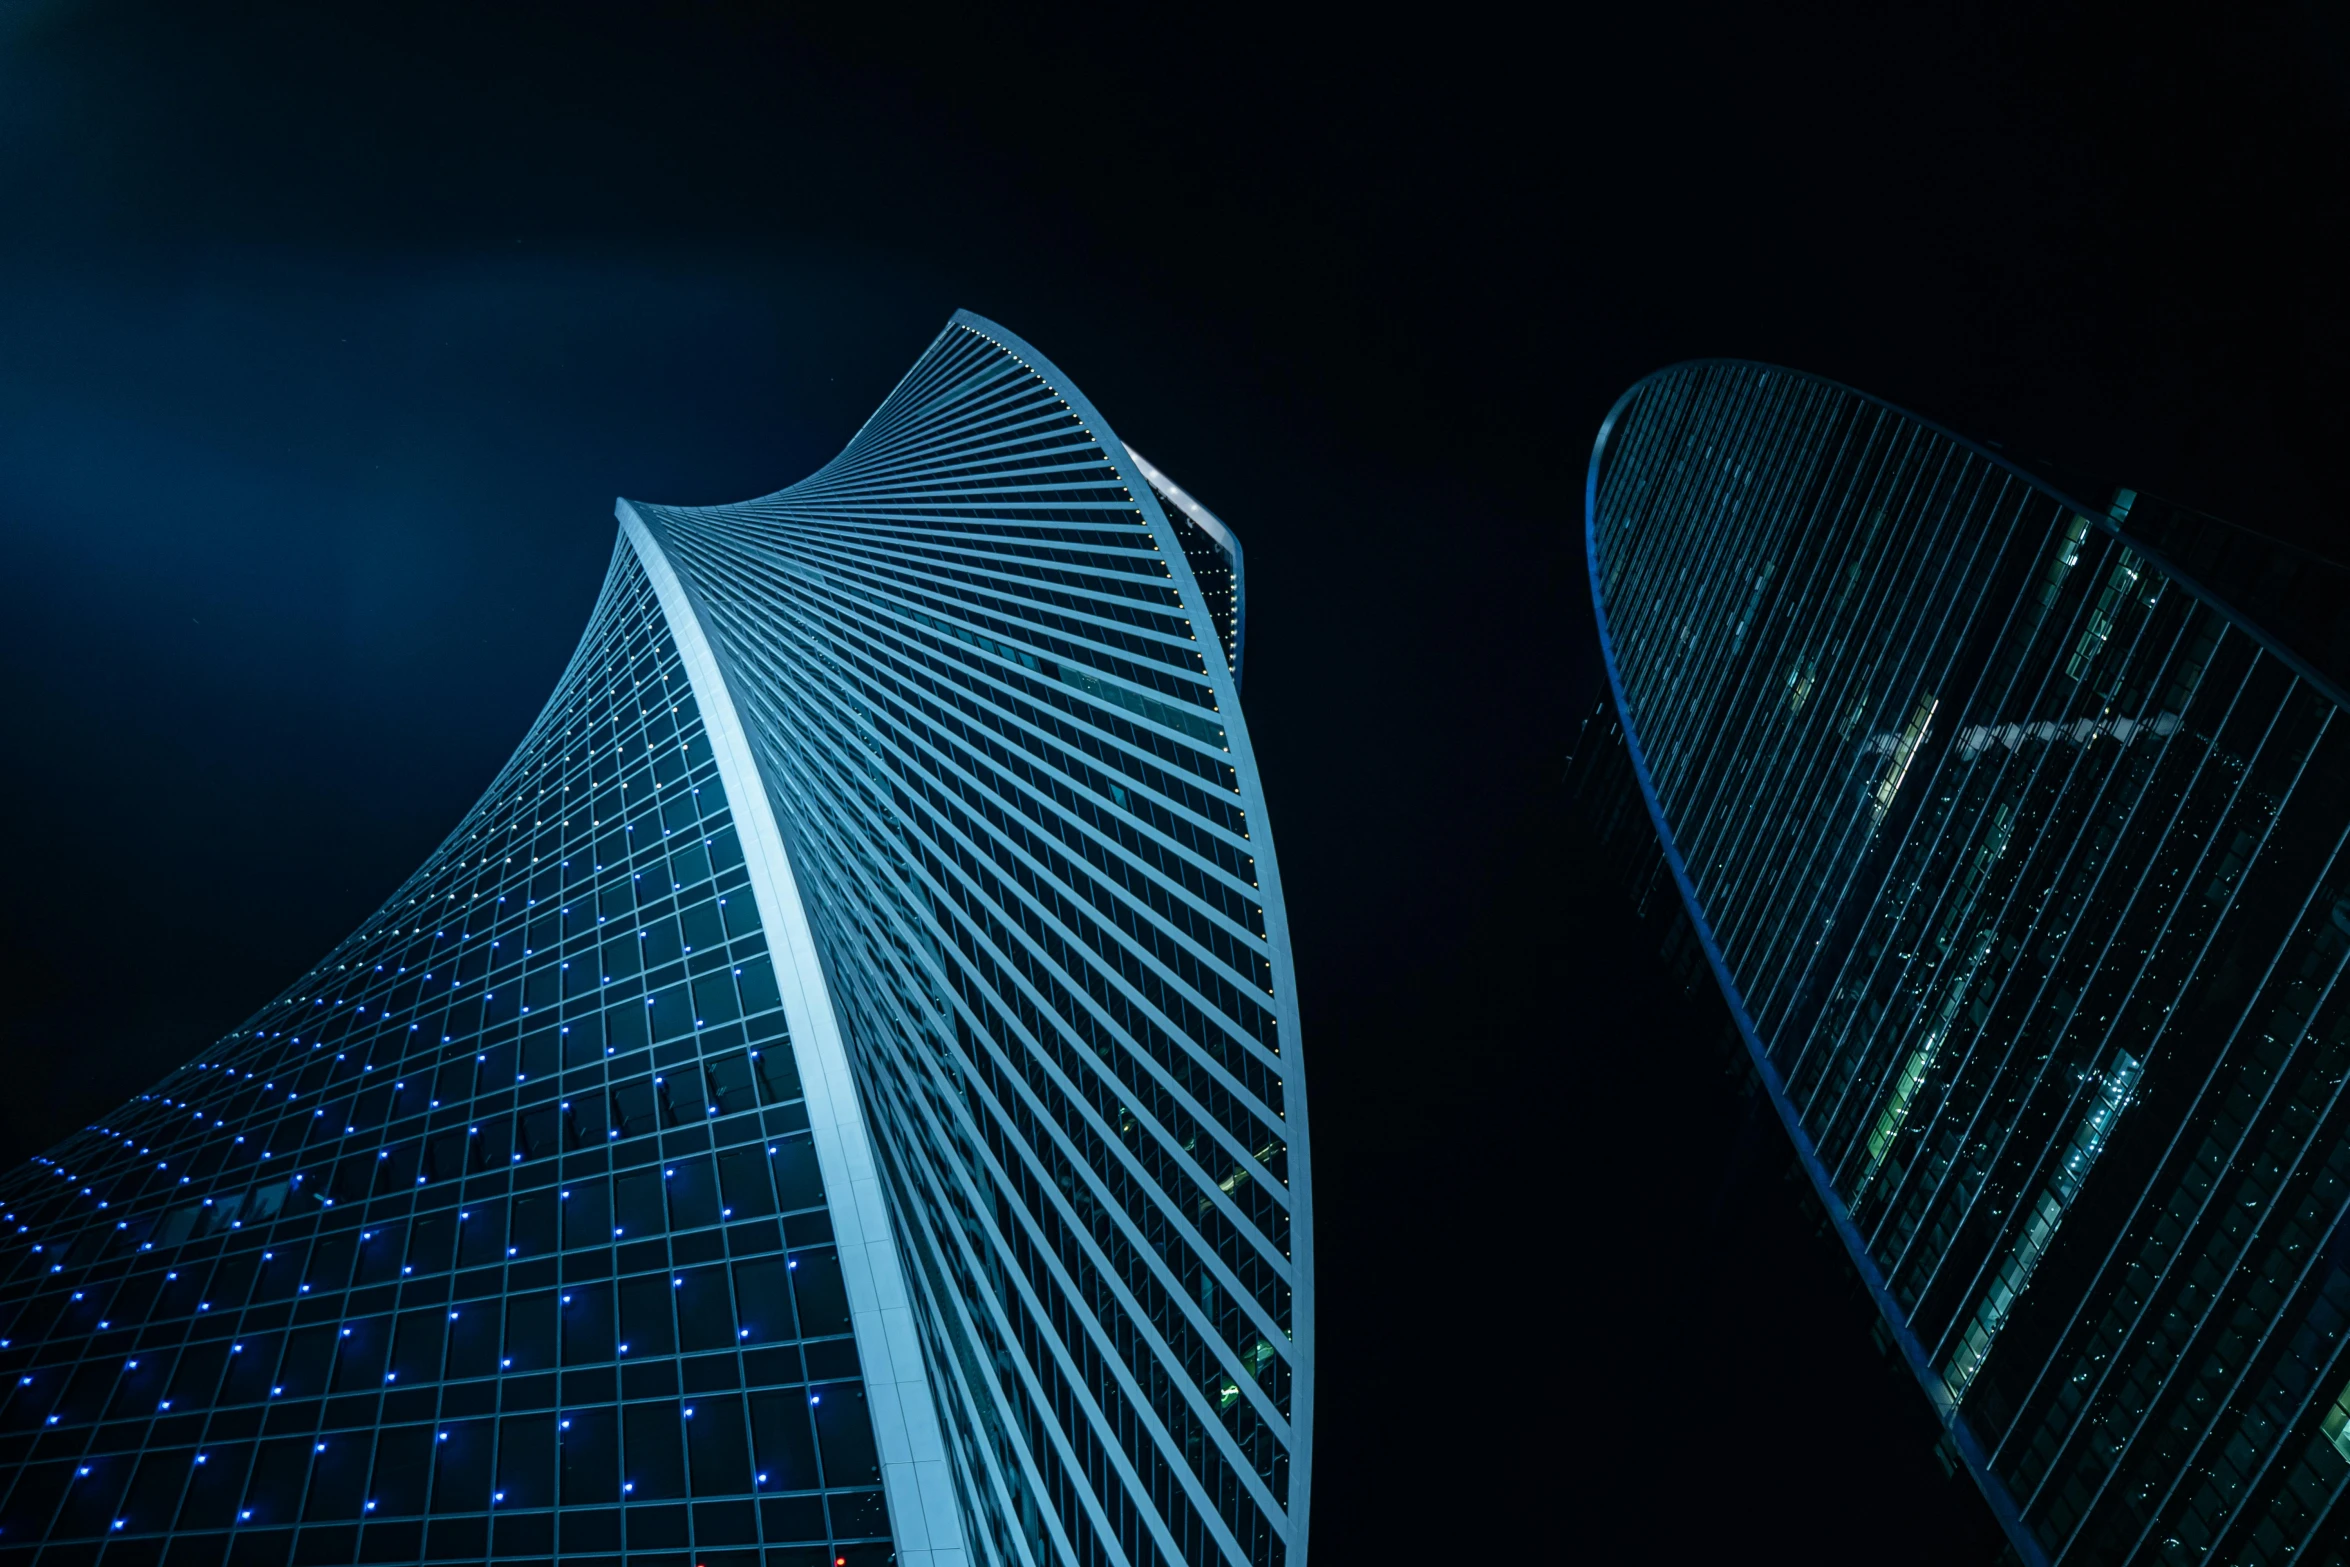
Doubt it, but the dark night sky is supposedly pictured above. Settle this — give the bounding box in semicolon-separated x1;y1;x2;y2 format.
2;4;2345;1560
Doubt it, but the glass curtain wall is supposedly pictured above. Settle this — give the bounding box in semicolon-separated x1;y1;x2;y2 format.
0;311;1310;1567
630;313;1308;1567
1589;361;2350;1566
0;542;894;1567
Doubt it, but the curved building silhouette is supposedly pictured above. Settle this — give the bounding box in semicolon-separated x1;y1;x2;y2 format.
0;313;1310;1567
1583;361;2350;1566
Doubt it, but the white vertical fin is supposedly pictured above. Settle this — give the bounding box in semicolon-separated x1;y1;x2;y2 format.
621;499;968;1567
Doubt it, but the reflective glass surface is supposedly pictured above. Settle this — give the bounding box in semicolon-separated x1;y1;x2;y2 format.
1592;363;2350;1565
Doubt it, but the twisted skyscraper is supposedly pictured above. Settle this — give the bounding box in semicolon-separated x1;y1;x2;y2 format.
1581;361;2350;1566
0;314;1311;1567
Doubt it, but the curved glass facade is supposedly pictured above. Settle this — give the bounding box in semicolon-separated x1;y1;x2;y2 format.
0;312;1309;1567
1588;361;2350;1566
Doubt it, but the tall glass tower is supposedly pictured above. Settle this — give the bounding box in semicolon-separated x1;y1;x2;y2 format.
1581;360;2350;1566
0;314;1311;1567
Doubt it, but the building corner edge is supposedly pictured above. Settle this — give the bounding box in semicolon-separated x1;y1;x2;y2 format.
618;499;971;1567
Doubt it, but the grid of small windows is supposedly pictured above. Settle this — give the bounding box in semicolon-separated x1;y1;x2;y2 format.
1591;362;2350;1566
631;317;1304;1567
0;540;897;1567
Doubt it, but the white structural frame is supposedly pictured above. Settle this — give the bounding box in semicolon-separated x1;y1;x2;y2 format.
622;501;969;1567
966;314;1311;1564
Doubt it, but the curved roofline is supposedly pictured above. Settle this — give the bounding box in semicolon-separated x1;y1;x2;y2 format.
627;309;1315;1562
946;308;1316;1563
1601;359;2350;716
626;309;1247;689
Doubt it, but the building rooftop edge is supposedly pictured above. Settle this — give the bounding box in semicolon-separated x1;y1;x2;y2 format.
1603;359;2350;718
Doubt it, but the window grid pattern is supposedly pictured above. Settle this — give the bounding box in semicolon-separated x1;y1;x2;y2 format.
628;314;1307;1567
0;540;899;1567
1591;362;2350;1566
